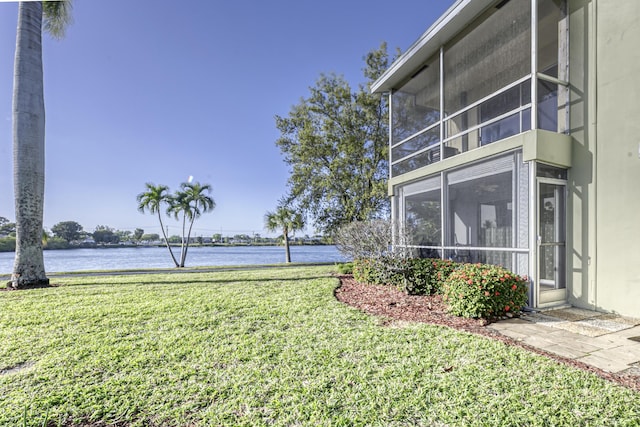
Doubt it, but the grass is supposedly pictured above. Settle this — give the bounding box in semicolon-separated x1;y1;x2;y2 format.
0;265;639;426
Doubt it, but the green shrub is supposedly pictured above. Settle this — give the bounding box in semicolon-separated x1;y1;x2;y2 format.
442;263;529;319
403;258;459;295
353;257;405;288
336;262;354;274
352;258;375;284
353;257;460;294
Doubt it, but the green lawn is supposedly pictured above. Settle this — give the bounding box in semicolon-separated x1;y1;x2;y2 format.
1;266;638;426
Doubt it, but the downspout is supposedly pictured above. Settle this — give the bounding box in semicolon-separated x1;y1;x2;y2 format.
590;0;598;309
529;0;539;308
531;0;538;130
439;46;446;260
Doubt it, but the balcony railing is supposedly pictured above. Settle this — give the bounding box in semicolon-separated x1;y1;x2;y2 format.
390;74;567;177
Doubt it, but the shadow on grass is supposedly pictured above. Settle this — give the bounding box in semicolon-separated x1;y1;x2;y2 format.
67;274;336;288
1;263;339;290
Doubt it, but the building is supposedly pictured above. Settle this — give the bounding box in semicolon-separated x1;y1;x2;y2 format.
371;0;640;316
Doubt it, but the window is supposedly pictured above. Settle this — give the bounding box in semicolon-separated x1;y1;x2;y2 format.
395;152;530;277
537;0;569;133
391;57;440;145
398;176;442;258
391;126;440;162
537;163;567;179
443;153;529;274
443;0;531;113
447;167;513;250
392;149;437;177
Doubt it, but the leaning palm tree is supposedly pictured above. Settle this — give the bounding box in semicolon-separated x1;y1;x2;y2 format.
137;183;180;267
168;182;215;267
264;205;305;263
11;1;72;288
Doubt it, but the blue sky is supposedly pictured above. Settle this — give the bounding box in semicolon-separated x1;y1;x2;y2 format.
1;0;453;238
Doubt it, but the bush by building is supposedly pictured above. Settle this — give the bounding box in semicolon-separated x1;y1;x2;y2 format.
442;263;528;319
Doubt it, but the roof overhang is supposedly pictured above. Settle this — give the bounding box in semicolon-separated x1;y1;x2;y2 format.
371;0;497;93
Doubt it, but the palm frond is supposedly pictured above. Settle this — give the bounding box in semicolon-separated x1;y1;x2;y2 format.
43;0;73;39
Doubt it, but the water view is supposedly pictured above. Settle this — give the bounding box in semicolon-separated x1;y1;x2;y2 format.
0;245;347;275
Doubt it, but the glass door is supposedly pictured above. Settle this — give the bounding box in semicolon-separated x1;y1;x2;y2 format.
537;180;567;306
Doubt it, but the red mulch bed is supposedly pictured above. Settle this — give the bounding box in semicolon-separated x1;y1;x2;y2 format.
335;275;640;392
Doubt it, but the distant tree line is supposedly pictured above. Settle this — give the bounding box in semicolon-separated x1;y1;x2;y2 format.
1;215;331;253
0;217;148;251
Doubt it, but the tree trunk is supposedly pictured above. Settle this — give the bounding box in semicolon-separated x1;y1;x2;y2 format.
179;214;187;267
157;211;179;267
10;2;48;288
284;230;291;263
180;216;196;268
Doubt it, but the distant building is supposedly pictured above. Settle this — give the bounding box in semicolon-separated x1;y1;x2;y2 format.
372;0;640;316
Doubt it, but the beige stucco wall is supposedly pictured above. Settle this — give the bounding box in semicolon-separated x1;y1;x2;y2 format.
591;0;640;316
567;0;598;311
568;0;640;317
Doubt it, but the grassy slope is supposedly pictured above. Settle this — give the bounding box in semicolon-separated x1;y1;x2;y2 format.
0;266;638;426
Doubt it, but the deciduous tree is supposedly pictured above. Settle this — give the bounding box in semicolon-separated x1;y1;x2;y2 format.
274;44;392;235
51;221;83;243
140;233;160;242
133;228;144;243
93;226;119;244
0;217;16;236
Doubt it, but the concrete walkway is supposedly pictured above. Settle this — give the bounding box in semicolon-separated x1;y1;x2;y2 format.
488;307;640;377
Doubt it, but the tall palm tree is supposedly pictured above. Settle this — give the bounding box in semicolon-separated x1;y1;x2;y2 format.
137;183;180;267
168;182;215;267
11;1;72;288
264;206;305;263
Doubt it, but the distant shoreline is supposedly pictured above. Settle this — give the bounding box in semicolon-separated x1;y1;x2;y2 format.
0;241;332;253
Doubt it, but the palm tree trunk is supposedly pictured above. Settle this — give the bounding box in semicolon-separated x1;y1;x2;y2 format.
157;211;179;267
11;2;48;288
179;214;187;267
181;216;196;267
283;227;291;263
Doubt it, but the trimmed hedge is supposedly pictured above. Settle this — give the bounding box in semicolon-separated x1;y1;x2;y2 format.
352;257;405;288
442;263;529;319
352;257;529;320
353;257;459;295
403;258;458;295
336;262;354;275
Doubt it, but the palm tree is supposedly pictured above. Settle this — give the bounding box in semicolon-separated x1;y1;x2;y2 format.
137;183;180;267
168;182;215;267
11;1;72;288
264;206;305;263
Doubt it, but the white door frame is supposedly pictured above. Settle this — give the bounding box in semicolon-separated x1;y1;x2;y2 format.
536;177;568;307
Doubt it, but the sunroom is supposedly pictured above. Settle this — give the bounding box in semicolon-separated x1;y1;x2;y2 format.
372;0;573;308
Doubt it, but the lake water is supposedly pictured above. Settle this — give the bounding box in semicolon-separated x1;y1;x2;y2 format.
0;245;347;275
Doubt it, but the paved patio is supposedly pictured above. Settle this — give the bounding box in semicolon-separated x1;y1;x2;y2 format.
488;307;640;376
